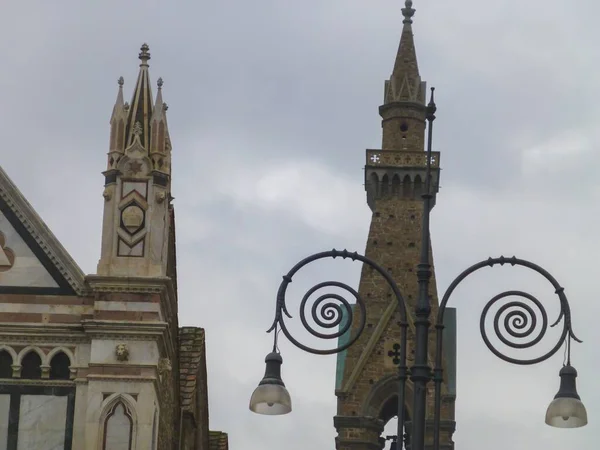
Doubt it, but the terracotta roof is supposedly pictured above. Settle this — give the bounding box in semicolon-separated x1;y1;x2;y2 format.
178;327;206;413
209;431;229;450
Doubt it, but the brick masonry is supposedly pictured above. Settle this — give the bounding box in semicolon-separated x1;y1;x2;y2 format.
334;14;455;450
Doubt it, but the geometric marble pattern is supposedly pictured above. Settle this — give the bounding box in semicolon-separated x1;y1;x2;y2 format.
0;212;58;288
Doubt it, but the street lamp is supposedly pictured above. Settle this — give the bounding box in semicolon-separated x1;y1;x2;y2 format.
249;89;587;450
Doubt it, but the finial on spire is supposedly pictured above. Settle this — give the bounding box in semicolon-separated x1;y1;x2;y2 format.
118;76;124;87
402;0;415;24
157;77;163;88
139;43;151;65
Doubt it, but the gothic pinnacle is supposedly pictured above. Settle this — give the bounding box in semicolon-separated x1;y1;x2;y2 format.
402;0;415;25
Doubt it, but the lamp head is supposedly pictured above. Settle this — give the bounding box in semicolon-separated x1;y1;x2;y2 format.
249;352;292;415
545;364;587;428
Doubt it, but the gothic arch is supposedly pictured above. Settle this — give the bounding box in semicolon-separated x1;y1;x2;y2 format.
413;175;423;198
98;393;138;450
0;345;18;363
49;351;72;380
361;373;415;422
16;346;45;366
46;347;75;367
391;174;401;194
0;347;14;378
381;174;390;196
402;174;412;197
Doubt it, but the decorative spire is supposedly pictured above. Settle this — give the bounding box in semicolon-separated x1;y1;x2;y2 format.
125;44;154;149
384;0;423;104
110;76;125;122
150;76;172;162
402;0;415;25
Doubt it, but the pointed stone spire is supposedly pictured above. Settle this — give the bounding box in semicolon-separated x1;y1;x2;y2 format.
125;44;154;150
149;77;172;176
379;1;428;150
108;77;127;154
385;0;424;104
110;77;125;121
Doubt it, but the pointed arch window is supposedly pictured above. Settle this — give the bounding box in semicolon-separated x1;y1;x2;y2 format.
21;352;42;379
0;350;13;378
49;352;71;380
103;401;134;450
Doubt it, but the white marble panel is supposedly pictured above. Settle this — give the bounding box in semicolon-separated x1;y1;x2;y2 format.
104;403;132;450
122;181;147;199
17;395;67;450
0;212;58;288
0;394;10;450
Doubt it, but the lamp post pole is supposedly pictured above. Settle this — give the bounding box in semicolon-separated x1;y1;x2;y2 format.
249;89;587;450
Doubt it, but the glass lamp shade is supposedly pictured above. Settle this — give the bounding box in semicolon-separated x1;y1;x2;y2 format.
545;397;587;428
249;383;292;415
249;352;292;416
545;364;587;429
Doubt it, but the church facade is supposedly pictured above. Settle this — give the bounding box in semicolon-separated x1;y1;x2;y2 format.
334;3;457;449
0;45;228;450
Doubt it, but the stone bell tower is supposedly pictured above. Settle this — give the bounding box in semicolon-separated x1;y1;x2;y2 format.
334;2;456;449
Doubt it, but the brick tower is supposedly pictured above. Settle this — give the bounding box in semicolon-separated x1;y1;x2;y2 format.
334;3;456;449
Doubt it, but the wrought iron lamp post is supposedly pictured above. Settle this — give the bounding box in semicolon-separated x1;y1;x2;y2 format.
249;89;587;450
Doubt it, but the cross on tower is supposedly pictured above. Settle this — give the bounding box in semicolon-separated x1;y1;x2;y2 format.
370;154;381;163
388;343;401;365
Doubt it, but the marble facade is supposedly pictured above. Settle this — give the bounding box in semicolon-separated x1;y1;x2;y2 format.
0;44;229;450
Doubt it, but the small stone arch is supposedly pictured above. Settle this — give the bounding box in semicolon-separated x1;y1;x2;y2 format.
391;174;401;194
362;373;415;422
0;346;16;378
48;351;72;380
46;347;75;367
98;393;138;450
16;346;45;366
413;175;423;198
402;175;412;197
381;174;390;196
0;345;18;363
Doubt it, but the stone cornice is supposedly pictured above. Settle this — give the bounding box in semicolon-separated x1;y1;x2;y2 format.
82;319;174;357
0;323;87;343
86;275;171;293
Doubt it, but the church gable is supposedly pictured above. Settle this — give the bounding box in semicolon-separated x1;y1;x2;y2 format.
0;167;86;295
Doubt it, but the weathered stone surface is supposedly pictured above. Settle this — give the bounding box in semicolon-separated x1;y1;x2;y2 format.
335;12;455;450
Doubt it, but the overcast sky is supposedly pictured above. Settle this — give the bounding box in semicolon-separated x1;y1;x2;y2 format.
1;0;599;449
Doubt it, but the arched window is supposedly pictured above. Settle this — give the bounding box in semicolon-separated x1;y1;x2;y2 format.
391;174;401;194
402;175;411;197
0;350;13;378
21;351;42;379
381;174;390;196
50;352;71;380
103;401;134;450
413;175;423;198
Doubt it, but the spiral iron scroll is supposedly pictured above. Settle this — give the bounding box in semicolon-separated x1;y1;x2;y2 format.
438;256;581;365
267;249;408;355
